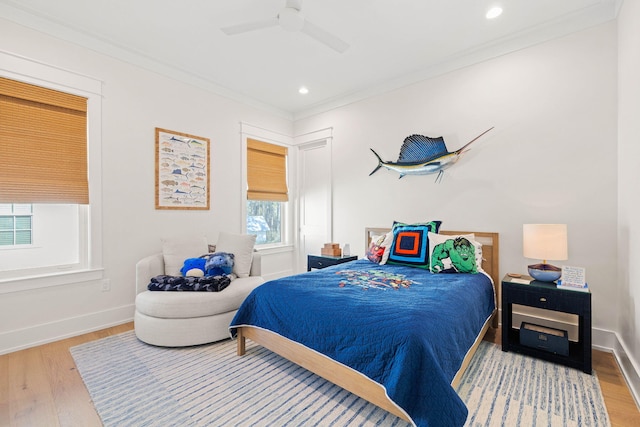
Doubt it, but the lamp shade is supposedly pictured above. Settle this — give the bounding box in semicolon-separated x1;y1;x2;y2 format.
523;224;568;281
523;224;568;261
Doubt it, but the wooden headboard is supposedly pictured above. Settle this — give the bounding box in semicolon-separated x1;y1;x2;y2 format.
365;227;500;327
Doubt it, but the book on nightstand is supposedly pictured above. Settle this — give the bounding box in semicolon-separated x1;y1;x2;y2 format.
556;280;590;292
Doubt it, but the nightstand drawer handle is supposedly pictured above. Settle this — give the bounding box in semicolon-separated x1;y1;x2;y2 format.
540;297;547;302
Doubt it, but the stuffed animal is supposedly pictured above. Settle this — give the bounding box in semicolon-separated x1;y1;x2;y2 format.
204;252;235;277
180;257;206;277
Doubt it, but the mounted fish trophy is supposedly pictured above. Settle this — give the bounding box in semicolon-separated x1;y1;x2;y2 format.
369;127;494;183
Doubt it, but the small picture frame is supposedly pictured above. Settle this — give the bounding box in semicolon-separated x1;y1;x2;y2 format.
155;128;210;210
561;265;586;287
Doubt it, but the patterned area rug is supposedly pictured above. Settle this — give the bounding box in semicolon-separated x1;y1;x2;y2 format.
457;341;609;426
70;331;609;426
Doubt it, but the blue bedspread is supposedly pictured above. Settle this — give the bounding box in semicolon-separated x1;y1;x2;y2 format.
230;259;495;427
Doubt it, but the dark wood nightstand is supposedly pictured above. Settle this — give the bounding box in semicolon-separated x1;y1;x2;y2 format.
307;254;358;271
501;275;592;374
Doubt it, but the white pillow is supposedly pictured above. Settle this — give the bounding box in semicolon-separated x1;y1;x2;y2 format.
161;236;209;276
215;232;257;278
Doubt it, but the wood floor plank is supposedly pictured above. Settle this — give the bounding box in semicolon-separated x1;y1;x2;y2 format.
41;336;102;427
593;350;640;426
1;322;638;426
7;346;59;427
0;348;9;426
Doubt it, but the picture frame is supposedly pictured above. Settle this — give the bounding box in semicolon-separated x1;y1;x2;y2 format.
155;128;210;210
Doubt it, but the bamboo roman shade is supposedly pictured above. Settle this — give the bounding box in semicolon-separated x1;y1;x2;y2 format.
246;138;288;202
0;77;89;204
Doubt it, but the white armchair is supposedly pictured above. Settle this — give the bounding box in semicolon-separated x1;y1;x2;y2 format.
134;250;264;347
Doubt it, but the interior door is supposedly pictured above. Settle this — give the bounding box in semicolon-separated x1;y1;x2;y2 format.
298;139;331;272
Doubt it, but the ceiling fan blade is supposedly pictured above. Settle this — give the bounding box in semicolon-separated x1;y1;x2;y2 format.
286;0;303;11
221;17;279;35
301;20;349;53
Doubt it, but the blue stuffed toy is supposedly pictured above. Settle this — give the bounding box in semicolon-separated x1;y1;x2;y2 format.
180;257;207;277
204;252;235;277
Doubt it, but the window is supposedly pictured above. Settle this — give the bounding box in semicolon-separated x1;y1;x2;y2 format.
0;57;102;287
246;138;288;246
247;200;282;245
0;204;33;246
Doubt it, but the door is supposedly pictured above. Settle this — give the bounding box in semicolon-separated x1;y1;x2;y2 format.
298;139;332;272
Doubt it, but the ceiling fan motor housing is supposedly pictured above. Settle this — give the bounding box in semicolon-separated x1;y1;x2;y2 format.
279;8;305;32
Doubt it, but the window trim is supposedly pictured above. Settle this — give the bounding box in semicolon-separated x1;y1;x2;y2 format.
0;268;104;294
0;50;103;288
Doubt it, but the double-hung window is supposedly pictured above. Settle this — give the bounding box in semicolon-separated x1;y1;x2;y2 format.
246;138;288;246
0;74;95;282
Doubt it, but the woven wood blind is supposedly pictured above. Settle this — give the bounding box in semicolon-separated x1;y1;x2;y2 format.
0;77;89;204
247;138;288;202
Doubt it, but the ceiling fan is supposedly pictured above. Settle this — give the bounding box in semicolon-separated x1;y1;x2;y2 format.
221;0;349;53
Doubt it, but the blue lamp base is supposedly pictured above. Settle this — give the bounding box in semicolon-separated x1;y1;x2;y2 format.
528;263;562;282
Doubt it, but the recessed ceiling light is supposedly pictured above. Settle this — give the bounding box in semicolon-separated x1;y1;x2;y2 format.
298;86;309;95
486;7;503;19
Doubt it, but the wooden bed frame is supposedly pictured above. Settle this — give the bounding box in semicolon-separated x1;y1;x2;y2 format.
236;228;499;423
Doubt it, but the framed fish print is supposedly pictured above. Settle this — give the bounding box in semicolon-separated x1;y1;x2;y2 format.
155;128;210;210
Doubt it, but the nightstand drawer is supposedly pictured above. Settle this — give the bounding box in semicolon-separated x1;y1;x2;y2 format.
507;285;587;314
308;257;331;269
521;288;564;311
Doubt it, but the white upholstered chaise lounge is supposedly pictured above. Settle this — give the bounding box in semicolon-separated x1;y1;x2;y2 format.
134;233;264;347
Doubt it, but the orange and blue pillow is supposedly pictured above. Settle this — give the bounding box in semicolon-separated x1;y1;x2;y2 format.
387;221;442;269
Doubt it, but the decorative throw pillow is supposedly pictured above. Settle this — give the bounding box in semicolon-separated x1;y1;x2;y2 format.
161;236;209;277
366;232;393;264
428;232;483;274
215;232;256;278
365;233;391;264
387;221;442;269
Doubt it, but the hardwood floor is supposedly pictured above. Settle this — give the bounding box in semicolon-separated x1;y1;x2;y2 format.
1;323;638;426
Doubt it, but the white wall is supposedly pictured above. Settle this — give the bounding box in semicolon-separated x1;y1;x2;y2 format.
295;23;618;335
0;18;292;353
617;0;640;398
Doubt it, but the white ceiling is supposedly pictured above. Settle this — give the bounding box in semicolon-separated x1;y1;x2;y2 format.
0;0;620;119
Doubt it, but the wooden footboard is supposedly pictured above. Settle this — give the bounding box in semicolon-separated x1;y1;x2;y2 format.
451;314;493;388
236;316;494;423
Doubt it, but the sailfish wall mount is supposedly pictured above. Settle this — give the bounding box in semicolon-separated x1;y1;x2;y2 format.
369;127;494;183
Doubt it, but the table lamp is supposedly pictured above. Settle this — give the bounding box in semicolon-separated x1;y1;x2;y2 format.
523;224;568;282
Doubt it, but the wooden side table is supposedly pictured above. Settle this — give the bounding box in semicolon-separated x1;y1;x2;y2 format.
501;275;592;374
307;254;358;271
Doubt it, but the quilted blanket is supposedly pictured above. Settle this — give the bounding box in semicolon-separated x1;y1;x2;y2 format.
148;274;231;292
230;259;495;427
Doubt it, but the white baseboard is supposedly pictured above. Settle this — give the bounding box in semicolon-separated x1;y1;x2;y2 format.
594;327;640;409
0;303;134;355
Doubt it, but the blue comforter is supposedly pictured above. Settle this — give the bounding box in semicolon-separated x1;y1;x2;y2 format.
230;259;495;426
